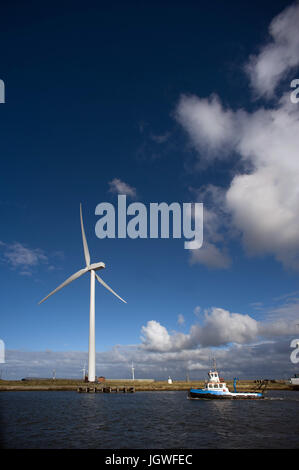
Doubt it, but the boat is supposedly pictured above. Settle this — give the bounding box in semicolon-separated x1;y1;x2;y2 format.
289;374;299;390
188;366;264;400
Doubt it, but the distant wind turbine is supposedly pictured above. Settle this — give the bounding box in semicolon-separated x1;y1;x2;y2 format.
39;204;127;382
80;362;87;380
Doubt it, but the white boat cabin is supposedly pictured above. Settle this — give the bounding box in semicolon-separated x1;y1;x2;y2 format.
204;370;229;392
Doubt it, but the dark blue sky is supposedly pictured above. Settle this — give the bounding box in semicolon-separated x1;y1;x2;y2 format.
1;0;298;379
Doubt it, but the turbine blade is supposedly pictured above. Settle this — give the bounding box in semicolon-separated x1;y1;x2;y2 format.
38;268;88;304
95;273;127;304
80;203;91;266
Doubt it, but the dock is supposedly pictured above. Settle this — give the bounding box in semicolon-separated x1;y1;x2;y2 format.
77;385;135;393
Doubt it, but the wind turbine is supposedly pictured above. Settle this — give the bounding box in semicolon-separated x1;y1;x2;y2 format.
80;362;87;381
131;361;135;381
39;204;126;382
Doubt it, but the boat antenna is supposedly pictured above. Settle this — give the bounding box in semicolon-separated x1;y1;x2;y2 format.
212;357;217;371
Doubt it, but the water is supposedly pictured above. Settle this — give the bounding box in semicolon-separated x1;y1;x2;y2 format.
0;390;299;449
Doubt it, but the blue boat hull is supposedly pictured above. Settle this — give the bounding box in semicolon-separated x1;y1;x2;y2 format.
188;388;264;399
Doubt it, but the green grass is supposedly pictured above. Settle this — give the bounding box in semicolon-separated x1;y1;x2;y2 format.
0;378;292;391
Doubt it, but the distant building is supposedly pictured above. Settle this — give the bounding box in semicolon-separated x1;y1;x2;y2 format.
21;377;51;381
102;379;155;383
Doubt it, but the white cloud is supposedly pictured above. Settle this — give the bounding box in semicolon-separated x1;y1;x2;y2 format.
176;62;299;270
193;306;201;316
177;314;185;325
225;96;299;269
194;308;259;347
245;1;299;98
187;307;260;348
259;295;299;334
108;178;137;198
140;320;172;351
0;241;48;274
190;241;231;269
140;304;297;353
175;94;237;162
187;185;233;268
150;132;171;144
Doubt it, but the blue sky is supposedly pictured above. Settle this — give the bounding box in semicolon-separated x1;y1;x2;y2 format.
1;0;299;380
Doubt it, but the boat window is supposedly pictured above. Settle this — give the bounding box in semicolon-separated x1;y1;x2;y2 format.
214;384;218;388
219;384;223;388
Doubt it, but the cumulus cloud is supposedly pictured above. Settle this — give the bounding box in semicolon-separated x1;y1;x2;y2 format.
142;320;195;352
108;178;137;198
245;1;299;98
175;3;299;270
194;308;259;347
225;97;299;269
177;314;185;325
140;305;297;353
141;320;173;351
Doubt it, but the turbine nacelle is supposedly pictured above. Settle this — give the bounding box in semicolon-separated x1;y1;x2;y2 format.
88;262;105;271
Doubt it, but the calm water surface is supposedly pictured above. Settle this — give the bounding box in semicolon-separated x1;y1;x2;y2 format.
0;390;299;449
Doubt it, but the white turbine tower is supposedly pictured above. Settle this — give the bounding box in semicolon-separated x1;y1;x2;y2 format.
131;362;135;381
39;204;126;382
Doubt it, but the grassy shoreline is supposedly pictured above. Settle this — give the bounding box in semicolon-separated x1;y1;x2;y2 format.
0;379;293;392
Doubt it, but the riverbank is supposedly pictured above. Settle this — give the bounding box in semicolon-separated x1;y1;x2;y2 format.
0;379;293;392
